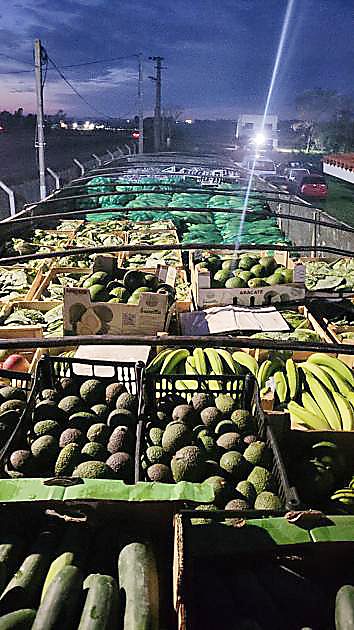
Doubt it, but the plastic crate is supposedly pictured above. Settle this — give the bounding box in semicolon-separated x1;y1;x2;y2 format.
0;355;144;480
138;373;300;511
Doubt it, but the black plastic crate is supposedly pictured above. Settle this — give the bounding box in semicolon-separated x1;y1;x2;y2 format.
137;373;300;511
0;368;34;464
0;355;144;480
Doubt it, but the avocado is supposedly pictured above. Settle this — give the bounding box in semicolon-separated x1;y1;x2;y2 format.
191;393;214;413
107;408;136;429
131;287;151;297
144;273;159;290
33;420;61;439
198;434;218;459
225;498;250;512
282;268;293;283
58;396;85;417
80;379;105;406
33;400;64;422
266;271;284;286
89;284;109;302
248;278;266;288
231;409;255;435
106;280;125;292
60;377;79;397
73;460;113;479
205;475;233;507
106;382;126;408
91;404;109;421
108;287;128;302
259;256;277;273
172;404;196;425
31;435;58;462
191;503;218;525
83;272;109;288
238;255;258;271
123;270;146;291
250;264;266;278
206;255;221;273
235;270;253;283
222;259;235;272
59;428;85;448
68;412;97;432
236;480;257;505
87;423;110;444
146;445;167;464
116;392;138;414
200;407;222;429
215;420;237;435
0;410;20;428
225;276;246;289
0;386;26;402
55;443;81;476
148;427;164;446
0;399;26;414
215;394;238;415
41;389;59;402
9;449;33;474
107;426;134;454
243;441;272;469
146;463;172;483
171;446;205;482
220;451;247;480
216;432;242;451
105;452;132;480
161;422;192;455
213;269;231;286
254;491;282;510
127;294;140;305
243;434;258;446
248;466;273;494
81;441;107;462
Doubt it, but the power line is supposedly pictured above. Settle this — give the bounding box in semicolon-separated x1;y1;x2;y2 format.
60;54;138;69
48;55;122;119
0;52;33;66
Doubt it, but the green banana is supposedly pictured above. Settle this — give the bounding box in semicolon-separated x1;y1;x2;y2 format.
320;365;353;396
257;360;273;389
146;348;174;373
332;391;354;431
274;371;288;404
286;358;299;399
161;349;190;375
299;361;334;392
207;371;222;392
185;356;198;375
193;348;207;375
307;353;354;388
287;401;331;430
232;351;258;377
301;391;327;423
305;373;342;431
214;348;237;373
204;348;224;375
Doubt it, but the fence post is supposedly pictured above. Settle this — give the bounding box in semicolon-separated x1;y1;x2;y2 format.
46;167;60;190
311;210;318;257
0;180;16;217
73;158;85;176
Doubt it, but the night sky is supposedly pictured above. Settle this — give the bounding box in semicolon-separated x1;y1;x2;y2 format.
0;0;353;119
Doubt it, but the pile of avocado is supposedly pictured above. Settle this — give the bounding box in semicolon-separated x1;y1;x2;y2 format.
0;385;27;449
6;377;139;481
196;253;293;289
81;269;176;306
142;393;283;511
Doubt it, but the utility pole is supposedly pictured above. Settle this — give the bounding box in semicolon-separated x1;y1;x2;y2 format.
138;53;144;154
149;56;164;153
34;39;47;200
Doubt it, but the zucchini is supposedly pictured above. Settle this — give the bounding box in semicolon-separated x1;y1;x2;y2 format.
41;552;75;601
0;536;24;577
32;565;83;630
0;551;50;614
0;609;36;629
118;542;159;630
335;585;354;629
78;574;119;629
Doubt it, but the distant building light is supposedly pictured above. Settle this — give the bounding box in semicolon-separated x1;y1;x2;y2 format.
254;132;266;146
185;119;193;124
72;122;78;130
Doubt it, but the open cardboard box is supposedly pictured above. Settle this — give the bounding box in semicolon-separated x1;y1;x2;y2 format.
190;250;306;308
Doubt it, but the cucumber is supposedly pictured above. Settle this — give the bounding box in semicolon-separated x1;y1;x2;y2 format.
335;585;354;629
41;552;75;602
0;609;36;629
0;536;25;581
78;574;119;629
0;552;50;614
118;543;159;630
32;565;83;630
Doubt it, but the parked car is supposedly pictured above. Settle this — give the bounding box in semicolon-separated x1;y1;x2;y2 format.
243;158;276;177
262;174;290;192
297;175;328;199
286;168;310;182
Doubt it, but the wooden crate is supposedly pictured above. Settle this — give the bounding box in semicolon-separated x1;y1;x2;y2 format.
33;267;91;302
326;324;354;368
125;229;183;269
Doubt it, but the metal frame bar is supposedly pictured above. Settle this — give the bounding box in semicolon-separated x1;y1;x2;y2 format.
46;168;60;190
0;180;16;217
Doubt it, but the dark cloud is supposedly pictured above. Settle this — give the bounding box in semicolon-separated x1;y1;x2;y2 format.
0;0;353;118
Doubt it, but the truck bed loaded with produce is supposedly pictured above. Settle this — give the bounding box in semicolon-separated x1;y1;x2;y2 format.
0;152;353;628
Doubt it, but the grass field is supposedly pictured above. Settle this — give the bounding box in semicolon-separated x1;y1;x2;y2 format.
318;176;354;227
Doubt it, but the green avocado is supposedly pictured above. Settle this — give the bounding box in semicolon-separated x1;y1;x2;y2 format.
83;272;109;288
89;284;109;302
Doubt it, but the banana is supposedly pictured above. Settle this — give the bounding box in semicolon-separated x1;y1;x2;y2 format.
257;360;273;389
286;358;299;399
307;353;354;388
305;373;342;431
332;391;354;431
302;392;328;422
214;348;237;374
160;349;190;375
287;401;331;430
207;371;222;392
232;351;258;377
176;379;197;391
299;362;334;392
146;348;174;373
320;365;353;396
185;356;198;375
274;371;288;404
193;348;207;375
204;348;224;375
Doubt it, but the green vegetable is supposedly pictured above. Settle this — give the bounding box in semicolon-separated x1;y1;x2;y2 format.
78;574;119;630
335;585;354;630
0;609;36;629
118;543;159;630
32;566;83;630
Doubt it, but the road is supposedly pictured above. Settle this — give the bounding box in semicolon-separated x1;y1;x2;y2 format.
0;129;131;186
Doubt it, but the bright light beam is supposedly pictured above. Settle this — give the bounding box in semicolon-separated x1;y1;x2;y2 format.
234;0;295;254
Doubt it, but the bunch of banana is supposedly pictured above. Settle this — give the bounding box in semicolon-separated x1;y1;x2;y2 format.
146;347;258;377
331;478;354;513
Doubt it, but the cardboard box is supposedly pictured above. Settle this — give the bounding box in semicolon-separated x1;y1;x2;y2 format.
33;267;92;302
63;267;175;336
190;250;305;308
